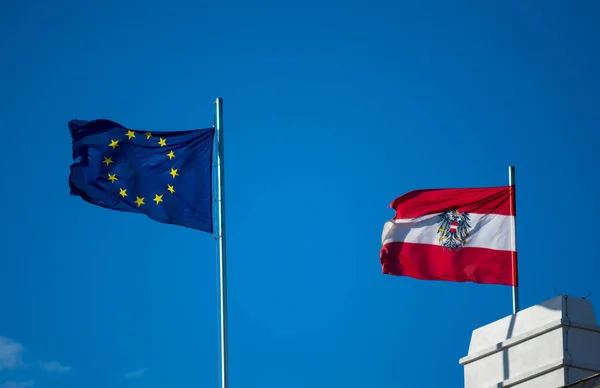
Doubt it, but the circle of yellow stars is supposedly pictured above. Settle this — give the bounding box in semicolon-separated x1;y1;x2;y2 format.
102;129;178;208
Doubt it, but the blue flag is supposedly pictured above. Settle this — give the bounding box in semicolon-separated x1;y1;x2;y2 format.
69;119;215;233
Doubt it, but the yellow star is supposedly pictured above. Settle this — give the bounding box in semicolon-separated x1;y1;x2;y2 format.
119;188;127;197
134;196;145;207
108;173;118;183
158;138;167;147
167;184;175;194
145;132;152;139
109;139;119;149
169;168;179;178
126;130;136;140
167;150;175;160
153;194;163;204
103;156;113;166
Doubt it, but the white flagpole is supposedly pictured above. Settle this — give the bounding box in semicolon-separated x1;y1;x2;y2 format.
509;166;519;314
215;97;229;388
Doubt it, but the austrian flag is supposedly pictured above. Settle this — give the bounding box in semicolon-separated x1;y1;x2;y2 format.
380;186;517;286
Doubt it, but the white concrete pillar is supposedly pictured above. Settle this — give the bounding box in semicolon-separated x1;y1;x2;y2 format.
459;295;600;387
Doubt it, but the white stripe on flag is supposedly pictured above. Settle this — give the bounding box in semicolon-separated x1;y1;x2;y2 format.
381;213;515;252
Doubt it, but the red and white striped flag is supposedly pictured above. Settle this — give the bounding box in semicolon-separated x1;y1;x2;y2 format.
380;186;517;286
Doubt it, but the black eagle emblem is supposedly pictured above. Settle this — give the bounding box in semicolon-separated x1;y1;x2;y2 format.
437;209;472;250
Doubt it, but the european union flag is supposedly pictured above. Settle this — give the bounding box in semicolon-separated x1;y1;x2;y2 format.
69;119;215;233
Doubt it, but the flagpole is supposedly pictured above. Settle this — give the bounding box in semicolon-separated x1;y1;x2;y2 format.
215;97;229;388
509;166;519;314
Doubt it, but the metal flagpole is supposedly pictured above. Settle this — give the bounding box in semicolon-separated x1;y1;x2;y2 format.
215;97;229;388
509;166;519;314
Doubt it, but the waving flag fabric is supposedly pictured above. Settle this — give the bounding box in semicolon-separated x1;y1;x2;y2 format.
69;119;215;233
380;186;516;286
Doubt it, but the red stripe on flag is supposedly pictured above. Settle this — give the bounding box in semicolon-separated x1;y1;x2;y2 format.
390;186;513;218
380;242;514;286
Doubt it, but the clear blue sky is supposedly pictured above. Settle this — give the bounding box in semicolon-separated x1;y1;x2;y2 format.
1;1;599;387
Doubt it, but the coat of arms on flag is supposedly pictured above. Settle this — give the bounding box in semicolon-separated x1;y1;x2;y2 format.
437;210;471;250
